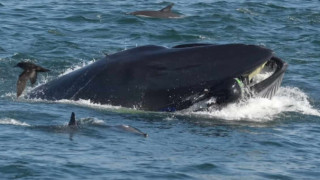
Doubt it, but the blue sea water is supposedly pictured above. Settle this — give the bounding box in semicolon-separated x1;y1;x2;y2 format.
1;0;320;179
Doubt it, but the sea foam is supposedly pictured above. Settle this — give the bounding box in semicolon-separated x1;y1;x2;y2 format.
187;86;320;122
0;118;30;126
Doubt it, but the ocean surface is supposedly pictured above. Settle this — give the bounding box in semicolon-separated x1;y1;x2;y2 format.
1;0;320;179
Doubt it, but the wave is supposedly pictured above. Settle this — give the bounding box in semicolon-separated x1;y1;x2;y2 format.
31;117;106;132
0;57;96;100
62;15;101;23
58;59;96;77
183;86;320;122
56;99;122;111
7;84;320;122
0;46;5;52
22;86;319;123
0;118;30;126
77;117;106;126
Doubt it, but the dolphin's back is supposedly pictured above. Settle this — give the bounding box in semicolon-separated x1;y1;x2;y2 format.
130;11;180;18
129;3;180;18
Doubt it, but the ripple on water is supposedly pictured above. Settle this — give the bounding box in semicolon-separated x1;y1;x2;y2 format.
144;172;192;179
48;29;65;36
0;118;30;126
0;1;320;179
0;46;5;52
186;86;320;121
0;161;35;179
64;15;101;23
183;163;218;172
116;17;145;25
257;140;283;147
257;172;293;180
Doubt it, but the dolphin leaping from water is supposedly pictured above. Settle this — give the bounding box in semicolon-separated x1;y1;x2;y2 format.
129;3;182;18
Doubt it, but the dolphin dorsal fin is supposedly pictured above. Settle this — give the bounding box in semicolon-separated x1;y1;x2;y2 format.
160;3;174;12
68;112;76;126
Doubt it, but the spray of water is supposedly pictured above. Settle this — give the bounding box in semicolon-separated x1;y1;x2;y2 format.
187;86;320;121
58;59;96;77
0;118;30;126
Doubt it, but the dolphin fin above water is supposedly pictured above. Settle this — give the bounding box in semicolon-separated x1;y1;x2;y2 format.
68;112;77;126
66;112;147;137
129;3;181;18
15;61;49;97
159;3;174;12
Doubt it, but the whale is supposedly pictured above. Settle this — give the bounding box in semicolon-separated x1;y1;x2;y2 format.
129;3;181;18
28;43;287;112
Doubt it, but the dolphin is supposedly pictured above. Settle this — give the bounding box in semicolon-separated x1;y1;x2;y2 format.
67;112;78;140
113;125;148;137
68;112;78;127
15;61;50;97
67;112;148;137
129;3;182;18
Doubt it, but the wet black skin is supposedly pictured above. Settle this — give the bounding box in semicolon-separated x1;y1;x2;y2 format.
29;44;273;111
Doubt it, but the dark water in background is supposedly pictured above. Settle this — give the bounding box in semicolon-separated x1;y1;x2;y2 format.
1;0;320;179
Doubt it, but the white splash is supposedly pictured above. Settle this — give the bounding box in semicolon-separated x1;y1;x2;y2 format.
163;116;177;121
0;118;30;126
181;86;320;122
1;92;16;98
1;59;97;99
56;99;122;110
58;59;96;77
12;70;319;124
80;118;106;125
19;86;320;122
236;8;258;16
251;71;274;84
198;35;209;40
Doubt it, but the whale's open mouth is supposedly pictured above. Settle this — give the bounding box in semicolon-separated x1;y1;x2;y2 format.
172;56;288;112
247;56;287;99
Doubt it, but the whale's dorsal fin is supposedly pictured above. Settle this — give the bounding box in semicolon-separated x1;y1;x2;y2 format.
68;112;76;126
160;3;174;12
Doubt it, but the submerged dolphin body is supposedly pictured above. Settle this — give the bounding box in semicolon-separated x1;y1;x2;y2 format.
113;125;148;137
67;112;147;137
129;3;181;18
28;43;287;111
